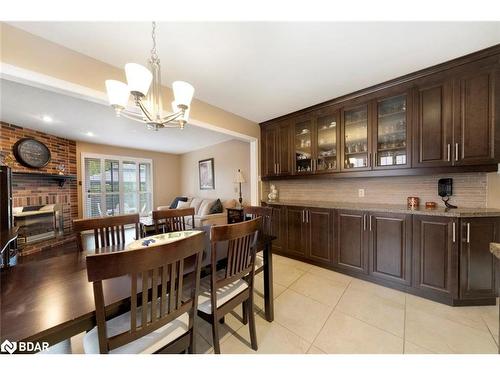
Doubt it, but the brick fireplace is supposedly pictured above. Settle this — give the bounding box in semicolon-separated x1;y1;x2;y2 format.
1;122;78;255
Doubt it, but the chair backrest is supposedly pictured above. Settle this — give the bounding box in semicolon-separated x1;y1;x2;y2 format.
73;214;140;252
243;206;273;236
152;207;195;233
86;231;205;354
210;218;261;290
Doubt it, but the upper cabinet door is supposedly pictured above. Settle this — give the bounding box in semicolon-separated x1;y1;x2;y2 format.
261;125;278;177
314;107;340;173
454;62;498;166
341;104;371;171
413;77;454;168
373;93;411;169
277;121;291;175
293;115;314;174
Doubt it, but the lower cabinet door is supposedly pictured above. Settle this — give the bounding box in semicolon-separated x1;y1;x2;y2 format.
413;216;458;300
336;210;368;274
369;212;412;286
307;208;333;264
285;206;307;257
268;205;286;253
459;217;499;300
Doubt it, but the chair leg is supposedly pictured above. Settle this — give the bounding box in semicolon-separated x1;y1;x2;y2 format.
247;298;258;351
188;330;196;354
242;301;248;324
211;316;221;354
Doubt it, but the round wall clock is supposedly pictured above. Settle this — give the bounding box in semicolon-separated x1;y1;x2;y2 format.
13;138;52;169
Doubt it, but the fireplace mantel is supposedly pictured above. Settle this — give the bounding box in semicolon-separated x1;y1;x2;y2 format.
12;171;77;187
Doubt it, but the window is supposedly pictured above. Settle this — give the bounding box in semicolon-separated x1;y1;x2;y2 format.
82;153;153;218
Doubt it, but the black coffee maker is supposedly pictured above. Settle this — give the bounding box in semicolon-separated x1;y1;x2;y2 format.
438;178;457;209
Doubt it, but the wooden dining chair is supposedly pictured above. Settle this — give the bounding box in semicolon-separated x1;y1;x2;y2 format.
73;214;140;252
152;207;196;234
197;218;261;354
84;231;205;354
243;206;273;275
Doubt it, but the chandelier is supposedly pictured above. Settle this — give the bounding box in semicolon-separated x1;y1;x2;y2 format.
105;22;194;130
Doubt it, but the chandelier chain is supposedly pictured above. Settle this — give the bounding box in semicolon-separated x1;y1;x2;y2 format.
150;21;158;61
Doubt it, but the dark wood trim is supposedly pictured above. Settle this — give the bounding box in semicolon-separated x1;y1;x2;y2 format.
260;44;500;127
261;164;498;181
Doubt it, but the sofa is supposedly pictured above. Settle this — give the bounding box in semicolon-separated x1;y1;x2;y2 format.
157;197;236;228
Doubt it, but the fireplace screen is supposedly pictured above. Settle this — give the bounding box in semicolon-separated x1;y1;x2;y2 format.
13;204;64;246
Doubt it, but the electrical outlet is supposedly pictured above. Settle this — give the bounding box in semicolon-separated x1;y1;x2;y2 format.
358;188;365;198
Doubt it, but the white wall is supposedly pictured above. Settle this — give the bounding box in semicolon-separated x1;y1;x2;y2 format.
180;139;251;203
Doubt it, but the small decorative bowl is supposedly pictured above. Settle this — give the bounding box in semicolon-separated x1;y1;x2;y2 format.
425;202;437;209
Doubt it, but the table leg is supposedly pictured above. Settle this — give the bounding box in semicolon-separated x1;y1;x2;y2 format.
263;242;274;322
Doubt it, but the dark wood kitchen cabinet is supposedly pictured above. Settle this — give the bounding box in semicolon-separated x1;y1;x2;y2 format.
335;210;369;274
284;206;308;257
413;77;454;168
368;212;412;286
261;120;290;177
268;204;286;253
260;46;500;181
413;215;459;302
284;206;333;263
459;217;500;301
453;60;499;166
306;207;333;264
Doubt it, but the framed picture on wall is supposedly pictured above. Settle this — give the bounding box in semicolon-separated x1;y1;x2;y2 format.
199;158;215;190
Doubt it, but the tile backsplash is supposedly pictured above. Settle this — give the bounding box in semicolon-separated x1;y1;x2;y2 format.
261;173;488;208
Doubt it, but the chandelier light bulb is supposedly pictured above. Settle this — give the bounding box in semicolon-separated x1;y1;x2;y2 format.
105;80;130;109
125;63;153;98
172;81;195;108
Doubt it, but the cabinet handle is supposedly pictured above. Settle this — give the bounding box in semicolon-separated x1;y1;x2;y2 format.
369;215;372;231
302;210;305;223
374;153;377;167
466;222;470;243
452;222;456;243
277;163;280;174
447;144;451;162
363;214;367;231
369;153;372;167
307;210;309;223
455;143;459;161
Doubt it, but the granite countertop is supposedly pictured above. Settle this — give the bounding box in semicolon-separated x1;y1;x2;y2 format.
263;200;500;218
490;243;500;259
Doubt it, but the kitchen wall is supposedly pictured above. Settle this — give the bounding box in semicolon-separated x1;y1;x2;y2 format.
262;172;491;208
180;139;251;203
76;141;181;217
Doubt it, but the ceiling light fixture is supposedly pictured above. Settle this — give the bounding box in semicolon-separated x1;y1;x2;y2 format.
42;115;53;123
105;22;194;131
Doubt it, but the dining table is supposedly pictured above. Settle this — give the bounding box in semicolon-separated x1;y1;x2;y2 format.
0;229;275;351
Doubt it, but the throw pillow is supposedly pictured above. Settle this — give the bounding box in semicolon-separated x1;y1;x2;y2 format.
209;199;223;214
176;200;191;209
190;198;203;214
198;199;215;216
169;196;188;209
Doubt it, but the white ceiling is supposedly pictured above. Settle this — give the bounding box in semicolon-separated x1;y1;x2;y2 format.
8;22;500;123
0;79;233;154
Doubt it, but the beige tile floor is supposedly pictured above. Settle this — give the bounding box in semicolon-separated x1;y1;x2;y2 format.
48;254;499;354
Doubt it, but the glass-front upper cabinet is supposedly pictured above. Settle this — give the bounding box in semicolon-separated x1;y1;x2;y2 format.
315;109;338;172
374;94;408;168
294;117;313;173
343;105;369;170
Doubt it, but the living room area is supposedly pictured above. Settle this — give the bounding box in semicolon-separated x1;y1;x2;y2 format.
1;77;257;258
